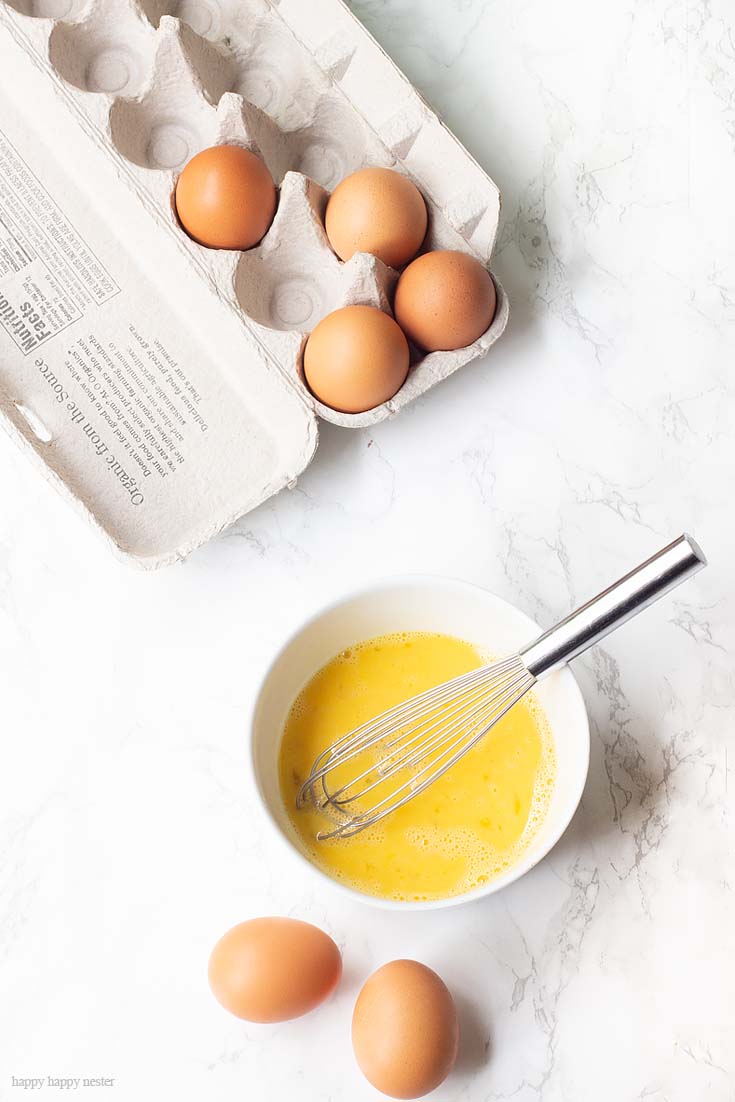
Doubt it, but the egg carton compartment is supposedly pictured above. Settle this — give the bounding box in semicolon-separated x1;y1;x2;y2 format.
233;172;396;324
142;0;499;251
91;11;507;429
49;0;156;97
108;16;235;168
4;0;86;18
234;172;336;333
0;0;507;563
31;2;507;419
144;0;269;43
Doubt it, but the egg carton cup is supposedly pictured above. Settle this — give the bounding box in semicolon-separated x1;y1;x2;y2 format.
0;0;507;566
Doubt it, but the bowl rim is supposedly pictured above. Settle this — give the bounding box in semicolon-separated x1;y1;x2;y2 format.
246;573;590;912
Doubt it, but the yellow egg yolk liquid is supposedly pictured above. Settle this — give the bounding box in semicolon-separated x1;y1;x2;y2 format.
278;632;555;902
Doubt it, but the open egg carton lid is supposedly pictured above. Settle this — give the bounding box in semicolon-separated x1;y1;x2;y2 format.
0;0;508;568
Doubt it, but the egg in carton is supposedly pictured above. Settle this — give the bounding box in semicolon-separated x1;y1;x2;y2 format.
0;0;508;565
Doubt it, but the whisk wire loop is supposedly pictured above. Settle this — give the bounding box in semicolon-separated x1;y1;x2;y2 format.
296;537;706;841
315;667;535;840
300;655;535;840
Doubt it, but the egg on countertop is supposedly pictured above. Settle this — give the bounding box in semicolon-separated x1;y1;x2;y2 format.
303;304;409;414
352;959;459;1099
325;167;428;269
394;249;497;352
208;916;342;1023
175;144;277;251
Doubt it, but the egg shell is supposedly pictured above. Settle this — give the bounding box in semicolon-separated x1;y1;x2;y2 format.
304;305;410;414
208;917;342;1023
394;249;497;352
352;959;459;1099
325;167;428;269
175;144;277;251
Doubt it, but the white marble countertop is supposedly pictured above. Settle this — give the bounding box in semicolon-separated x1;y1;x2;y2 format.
1;0;733;1099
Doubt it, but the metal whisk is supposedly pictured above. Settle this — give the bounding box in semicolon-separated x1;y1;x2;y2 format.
297;535;706;839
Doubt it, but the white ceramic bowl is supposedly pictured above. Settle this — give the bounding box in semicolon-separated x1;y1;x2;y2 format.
249;576;589;911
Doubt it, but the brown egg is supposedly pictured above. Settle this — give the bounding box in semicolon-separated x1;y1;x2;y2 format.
208;917;342;1023
325;167;427;269
304;305;409;414
394;249;497;351
352;959;459;1099
175;144;277;250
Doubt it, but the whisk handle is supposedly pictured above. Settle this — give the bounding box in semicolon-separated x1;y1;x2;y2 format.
519;534;707;679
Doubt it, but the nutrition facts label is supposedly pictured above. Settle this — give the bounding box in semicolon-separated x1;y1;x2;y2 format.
0;127;119;356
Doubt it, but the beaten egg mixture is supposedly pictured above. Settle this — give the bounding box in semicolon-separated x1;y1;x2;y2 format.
279;632;555;902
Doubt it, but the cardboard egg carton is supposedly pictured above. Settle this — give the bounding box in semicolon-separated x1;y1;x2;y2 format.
0;0;508;566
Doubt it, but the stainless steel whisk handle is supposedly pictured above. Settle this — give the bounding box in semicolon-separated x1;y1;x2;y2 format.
519;534;707;679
